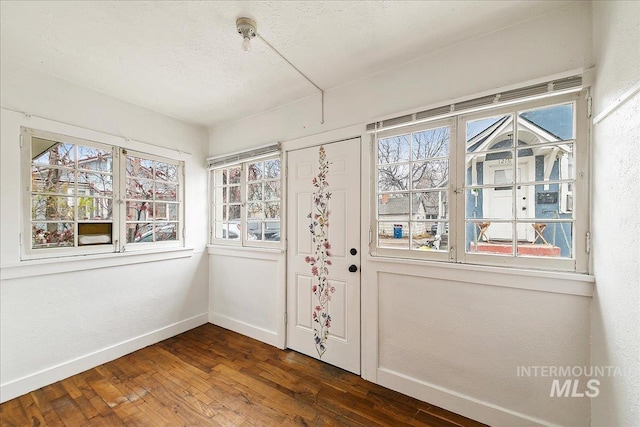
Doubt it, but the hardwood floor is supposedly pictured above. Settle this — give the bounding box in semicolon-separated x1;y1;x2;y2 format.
0;324;487;427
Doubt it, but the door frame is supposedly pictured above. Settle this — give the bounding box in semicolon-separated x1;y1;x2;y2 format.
280;128;371;369
284;136;362;373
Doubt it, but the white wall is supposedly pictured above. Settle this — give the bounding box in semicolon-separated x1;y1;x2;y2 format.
0;62;210;402
208;246;285;348
209;3;598;426
591;1;640;426
210;2;592;154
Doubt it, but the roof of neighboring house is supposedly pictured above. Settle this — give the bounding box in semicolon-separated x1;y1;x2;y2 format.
466;110;570;154
379;195;415;215
378;195;441;216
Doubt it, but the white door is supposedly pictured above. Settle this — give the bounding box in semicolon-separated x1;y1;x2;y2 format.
486;161;534;241
286;138;361;374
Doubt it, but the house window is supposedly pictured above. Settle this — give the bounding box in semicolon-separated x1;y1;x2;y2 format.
371;87;589;272
211;155;281;246
22;127;184;258
376;122;451;254
124;151;182;245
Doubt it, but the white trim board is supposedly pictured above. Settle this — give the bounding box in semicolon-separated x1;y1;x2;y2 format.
209;312;280;349
0;313;208;404
377;368;561;427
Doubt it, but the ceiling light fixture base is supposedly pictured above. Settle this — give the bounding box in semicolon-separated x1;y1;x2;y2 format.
236;17;257;40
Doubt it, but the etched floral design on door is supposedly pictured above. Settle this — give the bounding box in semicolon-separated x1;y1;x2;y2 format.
305;146;335;357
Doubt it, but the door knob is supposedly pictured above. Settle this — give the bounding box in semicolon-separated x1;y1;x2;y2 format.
350;248;357;256
348;264;358;273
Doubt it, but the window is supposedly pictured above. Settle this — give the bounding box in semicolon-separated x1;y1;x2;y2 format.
125;151;181;245
376;122;451;258
372;87;589;272
211;155;282;246
22;127;184;258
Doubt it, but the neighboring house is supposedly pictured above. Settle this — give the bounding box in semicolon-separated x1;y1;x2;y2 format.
378;193;434;237
465;108;573;256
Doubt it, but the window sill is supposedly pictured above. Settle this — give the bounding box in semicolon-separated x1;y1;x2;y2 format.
207;244;285;256
1;247;194;280
367;255;594;297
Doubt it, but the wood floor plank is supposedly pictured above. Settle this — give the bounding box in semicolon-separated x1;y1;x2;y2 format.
17;393;46;427
0;324;487;427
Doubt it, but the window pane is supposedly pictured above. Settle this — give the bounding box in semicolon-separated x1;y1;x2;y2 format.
516;185;573;220
247;202;263;219
214;169;226;186
265;202;280;219
518;222;573;258
246;221;262;240
32;222;74;248
466;114;512;152
154;202;178;220
127;223;152;243
378;193;410;220
465;150;514;186
264;180;281;200
412;221;448;251
378;221;409;249
155;161;178;182
248;183;263;201
31;167;76;194
214;222;225;239
228;166;241;184
126;178;153;199
78;197;112;221
32;196;74;220
78;145;111;172
411;160;449;190
412;126;449;160
264;159;281;179
32;140;75;167
466;220;514;255
126;201;151;221
155;222;178;242
226;220;240;239
155;183;178;201
413;191;448;220
265;221;280;241
228;204;241;221
519;103;574;141
378;164;409;192
78;172;112;196
518;143;574;185
378;134;410;164
248;162;262;181
126;156;154;179
228;186;241;203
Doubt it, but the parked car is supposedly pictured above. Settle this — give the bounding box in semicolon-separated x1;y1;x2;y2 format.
134;224;177;242
224;219;280;241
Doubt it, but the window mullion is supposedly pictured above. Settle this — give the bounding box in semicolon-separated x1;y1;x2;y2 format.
453;116;466;263
241;163;248;246
116;147;125;252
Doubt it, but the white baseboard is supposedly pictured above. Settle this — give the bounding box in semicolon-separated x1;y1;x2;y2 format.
0;313;208;404
377;367;557;427
209;312;279;348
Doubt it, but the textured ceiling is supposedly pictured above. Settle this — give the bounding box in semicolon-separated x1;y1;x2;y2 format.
0;1;572;128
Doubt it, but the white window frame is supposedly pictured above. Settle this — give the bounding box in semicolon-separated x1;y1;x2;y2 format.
373;118;455;263
21;127;185;260
371;89;590;273
209;154;283;249
121;148;185;251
